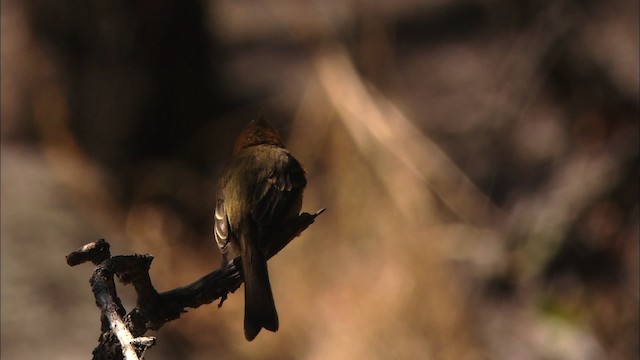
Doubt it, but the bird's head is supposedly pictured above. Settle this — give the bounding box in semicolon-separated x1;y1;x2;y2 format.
233;115;285;154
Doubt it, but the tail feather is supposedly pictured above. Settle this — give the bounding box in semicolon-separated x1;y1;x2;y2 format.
242;235;278;341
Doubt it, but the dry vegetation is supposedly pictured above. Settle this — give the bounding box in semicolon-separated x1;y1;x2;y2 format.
1;0;638;359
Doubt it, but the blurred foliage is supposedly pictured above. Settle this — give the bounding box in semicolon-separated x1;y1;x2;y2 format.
1;0;638;359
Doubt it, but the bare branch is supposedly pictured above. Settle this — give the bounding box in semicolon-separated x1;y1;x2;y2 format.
68;210;324;359
66;238;111;266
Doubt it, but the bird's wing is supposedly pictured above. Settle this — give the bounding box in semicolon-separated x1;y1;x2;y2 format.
214;197;230;250
252;154;306;226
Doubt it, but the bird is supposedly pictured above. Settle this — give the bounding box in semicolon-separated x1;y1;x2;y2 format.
213;115;307;341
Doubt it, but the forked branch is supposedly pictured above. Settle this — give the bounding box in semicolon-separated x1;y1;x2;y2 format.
67;209;325;360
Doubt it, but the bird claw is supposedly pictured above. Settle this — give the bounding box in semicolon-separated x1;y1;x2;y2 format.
218;292;228;308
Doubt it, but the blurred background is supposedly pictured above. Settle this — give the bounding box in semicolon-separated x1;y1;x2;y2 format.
1;0;638;359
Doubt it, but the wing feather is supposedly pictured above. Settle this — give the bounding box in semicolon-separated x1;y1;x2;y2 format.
251;154;306;226
214;198;230;249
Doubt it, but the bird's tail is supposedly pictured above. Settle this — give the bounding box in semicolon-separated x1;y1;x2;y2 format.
241;234;279;341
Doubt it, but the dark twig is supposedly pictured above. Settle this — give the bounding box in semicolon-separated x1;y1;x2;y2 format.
66;238;111;266
68;209;324;360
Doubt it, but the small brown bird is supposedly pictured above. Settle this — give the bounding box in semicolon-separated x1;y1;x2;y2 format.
214;115;306;341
